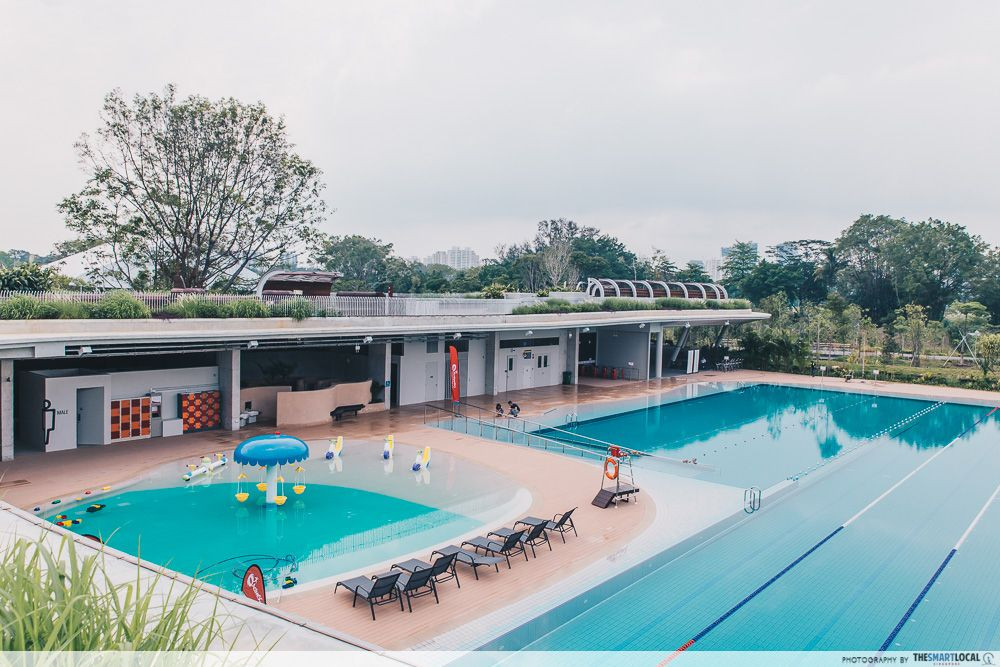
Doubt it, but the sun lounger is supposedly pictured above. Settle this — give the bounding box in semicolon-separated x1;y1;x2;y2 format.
431;545;504;580
391;566;438;612
489;520;551;557
334;571;402;620
392;551;461;589
519;507;578;543
462;528;528;569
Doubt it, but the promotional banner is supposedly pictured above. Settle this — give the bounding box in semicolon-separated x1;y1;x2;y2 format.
449;345;460;403
241;564;267;605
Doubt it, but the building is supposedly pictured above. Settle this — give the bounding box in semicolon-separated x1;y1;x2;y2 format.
0;292;768;460
721;243;758;257
423;247;482;270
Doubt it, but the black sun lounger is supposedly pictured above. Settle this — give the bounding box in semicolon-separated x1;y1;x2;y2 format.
334;571;402;620
432;545;503;580
392;566;439;612
393;551;461;589
330;404;365;422
518;507;578;543
461;528;528;569
488;520;551;558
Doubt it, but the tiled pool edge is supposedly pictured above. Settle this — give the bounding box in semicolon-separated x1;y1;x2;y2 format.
467;478;799;652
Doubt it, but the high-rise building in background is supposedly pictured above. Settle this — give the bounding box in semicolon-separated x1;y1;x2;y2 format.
423;247;482;270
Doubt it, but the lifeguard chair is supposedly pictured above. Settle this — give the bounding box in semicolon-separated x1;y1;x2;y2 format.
591;446;640;509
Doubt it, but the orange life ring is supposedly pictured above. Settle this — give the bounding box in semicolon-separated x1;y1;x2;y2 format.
604;457;619;481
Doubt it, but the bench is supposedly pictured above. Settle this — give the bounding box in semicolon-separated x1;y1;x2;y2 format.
330;404;365;422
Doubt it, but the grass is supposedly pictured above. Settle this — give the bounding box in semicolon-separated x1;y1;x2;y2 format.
0;536;232;651
511;297;752;315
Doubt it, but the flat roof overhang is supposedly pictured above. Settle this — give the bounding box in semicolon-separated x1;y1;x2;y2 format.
0;310;770;359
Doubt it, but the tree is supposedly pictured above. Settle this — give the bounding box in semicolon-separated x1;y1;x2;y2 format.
648;248;678;280
59;85;325;290
540;239;576;287
975;333;1000;378
720;241;759;297
887;219;984;320
0;263;56;291
313;235;395;291
834;215;906;322
972;247;1000;324
895;304;928;367
675;261;711;283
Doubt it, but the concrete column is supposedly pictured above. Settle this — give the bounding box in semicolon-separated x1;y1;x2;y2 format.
384;343;392;406
568;328;580;384
1;359;13;461
670;324;691;364
485;332;498;396
654;327;664;379
217;349;241;431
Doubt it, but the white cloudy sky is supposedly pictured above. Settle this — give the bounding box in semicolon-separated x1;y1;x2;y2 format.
1;1;998;262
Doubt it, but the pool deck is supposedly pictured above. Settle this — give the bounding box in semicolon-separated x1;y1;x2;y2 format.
2;370;999;651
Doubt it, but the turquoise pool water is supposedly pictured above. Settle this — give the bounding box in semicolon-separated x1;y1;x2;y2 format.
476;384;1000;651
47;481;477;592
534;384;983;487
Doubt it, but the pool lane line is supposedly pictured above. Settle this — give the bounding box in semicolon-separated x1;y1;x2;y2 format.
661;405;997;663
880;467;1000;650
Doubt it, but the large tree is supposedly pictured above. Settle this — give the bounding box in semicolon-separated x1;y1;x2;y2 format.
834;215;907;322
720;241;759;297
59;85;326;290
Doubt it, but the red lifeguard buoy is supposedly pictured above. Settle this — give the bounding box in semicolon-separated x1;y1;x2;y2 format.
604;457;619;480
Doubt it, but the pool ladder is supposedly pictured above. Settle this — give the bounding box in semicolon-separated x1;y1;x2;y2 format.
744;487;761;514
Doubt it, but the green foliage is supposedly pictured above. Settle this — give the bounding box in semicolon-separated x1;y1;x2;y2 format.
895;303;929;367
162;297;227;319
600;297;656;311
225;298;271;319
674;261;712;283
0;263;56;291
480;283;511;299
509;297;745;315
720;241;759;297
738;328;811;372
59;85;325;290
275;297;315;320
0;537;227;651
657;297;703;310
91;291;151;319
976;333;1000;378
0;295;44;319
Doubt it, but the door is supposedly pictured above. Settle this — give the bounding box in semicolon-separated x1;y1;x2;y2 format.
389;362;400;408
504;355;516;392
76;387;105;446
424;361;439;402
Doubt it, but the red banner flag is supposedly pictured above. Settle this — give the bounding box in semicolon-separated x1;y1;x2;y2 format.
449;345;460;403
241;564;267;605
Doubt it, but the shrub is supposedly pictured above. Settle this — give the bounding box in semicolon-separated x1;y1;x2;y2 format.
273;297;315;321
91;291;151;319
162;297;227;319
225;298;271;319
0;263;55;291
535;288;550;297
656;297;706;310
0;295;43;319
47;301;94;319
480;283;512;299
0;536;228;651
600;298;655;312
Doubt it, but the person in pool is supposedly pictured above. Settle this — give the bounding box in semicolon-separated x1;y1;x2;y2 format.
507;400;521;417
495;403;505;417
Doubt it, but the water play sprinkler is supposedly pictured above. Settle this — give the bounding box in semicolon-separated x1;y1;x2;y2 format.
326;436;343;460
235;470;250;503
292;466;306;495
382;435;394;460
233;433;310;506
182;453;227;482
411;447;431;472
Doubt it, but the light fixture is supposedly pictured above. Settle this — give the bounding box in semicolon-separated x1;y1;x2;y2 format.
362;335;373;344
247;340;259;349
80;345;92;355
453;332;462;340
582;327;590;333
354;344;361;353
639;323;646;329
525;330;533;336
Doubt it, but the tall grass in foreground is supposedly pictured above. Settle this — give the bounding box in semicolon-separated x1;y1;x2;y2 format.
0;536;229;651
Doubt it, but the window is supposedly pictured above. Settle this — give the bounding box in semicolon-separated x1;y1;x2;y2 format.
426;340;438;354
507;358;514;372
500;337;560;349
537;354;549;368
391;342;404;356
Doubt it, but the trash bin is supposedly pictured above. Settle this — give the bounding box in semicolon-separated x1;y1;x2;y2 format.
562;371;573;385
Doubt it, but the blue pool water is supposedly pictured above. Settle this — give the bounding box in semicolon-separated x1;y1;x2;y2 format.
47;481;476;591
477;384;1000;651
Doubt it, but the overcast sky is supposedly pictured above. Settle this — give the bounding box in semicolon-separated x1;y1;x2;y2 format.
1;1;998;263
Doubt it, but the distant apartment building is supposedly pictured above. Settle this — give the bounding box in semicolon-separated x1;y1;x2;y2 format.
424;247;482;270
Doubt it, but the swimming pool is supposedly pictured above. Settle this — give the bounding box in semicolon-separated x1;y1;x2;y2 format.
43;439;519;592
474;384;1000;651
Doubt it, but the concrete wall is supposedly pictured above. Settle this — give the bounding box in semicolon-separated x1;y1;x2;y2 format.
275;381;372;427
596;327;651;378
239;385;292;422
397;339;442;406
493;332;566;394
18;366;219;452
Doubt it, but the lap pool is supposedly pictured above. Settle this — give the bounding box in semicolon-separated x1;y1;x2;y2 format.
42;439;520;593
455;383;1000;652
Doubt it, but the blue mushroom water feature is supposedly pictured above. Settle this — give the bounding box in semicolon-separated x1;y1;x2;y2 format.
233;433;310;506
